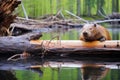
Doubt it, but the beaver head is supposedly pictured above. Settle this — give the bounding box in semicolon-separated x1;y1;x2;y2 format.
81;24;100;41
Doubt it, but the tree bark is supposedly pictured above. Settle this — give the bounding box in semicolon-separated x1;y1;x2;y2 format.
0;39;120;56
0;31;42;56
30;40;120;55
0;0;21;36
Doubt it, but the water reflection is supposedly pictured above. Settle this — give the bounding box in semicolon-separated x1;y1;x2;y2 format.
81;64;109;80
0;70;17;80
1;62;120;80
110;24;120;40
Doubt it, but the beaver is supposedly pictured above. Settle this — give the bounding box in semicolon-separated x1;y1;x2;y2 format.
79;23;111;42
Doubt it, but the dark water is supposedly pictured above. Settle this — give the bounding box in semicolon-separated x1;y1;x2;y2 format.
0;24;120;80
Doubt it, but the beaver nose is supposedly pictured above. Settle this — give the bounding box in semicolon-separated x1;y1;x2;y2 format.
83;32;88;36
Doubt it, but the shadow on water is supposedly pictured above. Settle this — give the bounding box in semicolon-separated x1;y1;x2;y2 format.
0;23;120;80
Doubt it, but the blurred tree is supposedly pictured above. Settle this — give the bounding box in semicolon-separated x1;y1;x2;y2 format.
56;0;61;12
97;0;105;15
68;0;74;13
83;0;96;16
76;0;81;16
50;0;53;14
112;0;119;12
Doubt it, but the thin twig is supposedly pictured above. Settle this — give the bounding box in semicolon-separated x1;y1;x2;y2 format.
47;34;60;47
7;51;30;61
60;10;65;19
56;9;65;20
55;9;62;17
8;25;15;36
98;10;108;18
40;40;47;58
41;34;61;58
65;10;89;23
21;2;28;20
7;54;21;61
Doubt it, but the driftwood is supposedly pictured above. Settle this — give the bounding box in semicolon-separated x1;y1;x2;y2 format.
10;17;83;30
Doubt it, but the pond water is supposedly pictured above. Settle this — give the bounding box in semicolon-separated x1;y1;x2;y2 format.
1;63;120;80
0;24;120;80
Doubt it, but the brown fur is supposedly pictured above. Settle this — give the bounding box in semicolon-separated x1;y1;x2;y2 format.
81;64;109;80
80;23;111;42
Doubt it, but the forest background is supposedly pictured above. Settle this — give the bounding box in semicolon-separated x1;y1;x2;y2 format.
18;0;120;19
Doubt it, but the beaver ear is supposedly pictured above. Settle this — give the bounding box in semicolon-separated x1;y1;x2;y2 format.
93;24;97;27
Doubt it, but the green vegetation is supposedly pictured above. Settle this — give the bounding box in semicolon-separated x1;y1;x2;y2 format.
41;29;80;40
15;68;120;80
18;0;120;19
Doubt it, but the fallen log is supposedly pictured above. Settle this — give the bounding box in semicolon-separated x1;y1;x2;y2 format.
29;40;120;55
0;31;42;56
0;39;120;55
31;40;120;49
30;40;120;60
0;39;120;57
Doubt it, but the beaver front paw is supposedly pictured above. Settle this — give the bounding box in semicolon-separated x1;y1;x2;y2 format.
99;37;106;42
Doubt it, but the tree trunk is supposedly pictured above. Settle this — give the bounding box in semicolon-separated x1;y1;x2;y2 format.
56;0;61;12
116;0;119;12
0;0;21;36
83;0;87;16
68;0;74;13
50;0;53;14
76;0;81;16
112;0;119;12
97;0;105;15
87;0;91;16
112;0;115;12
